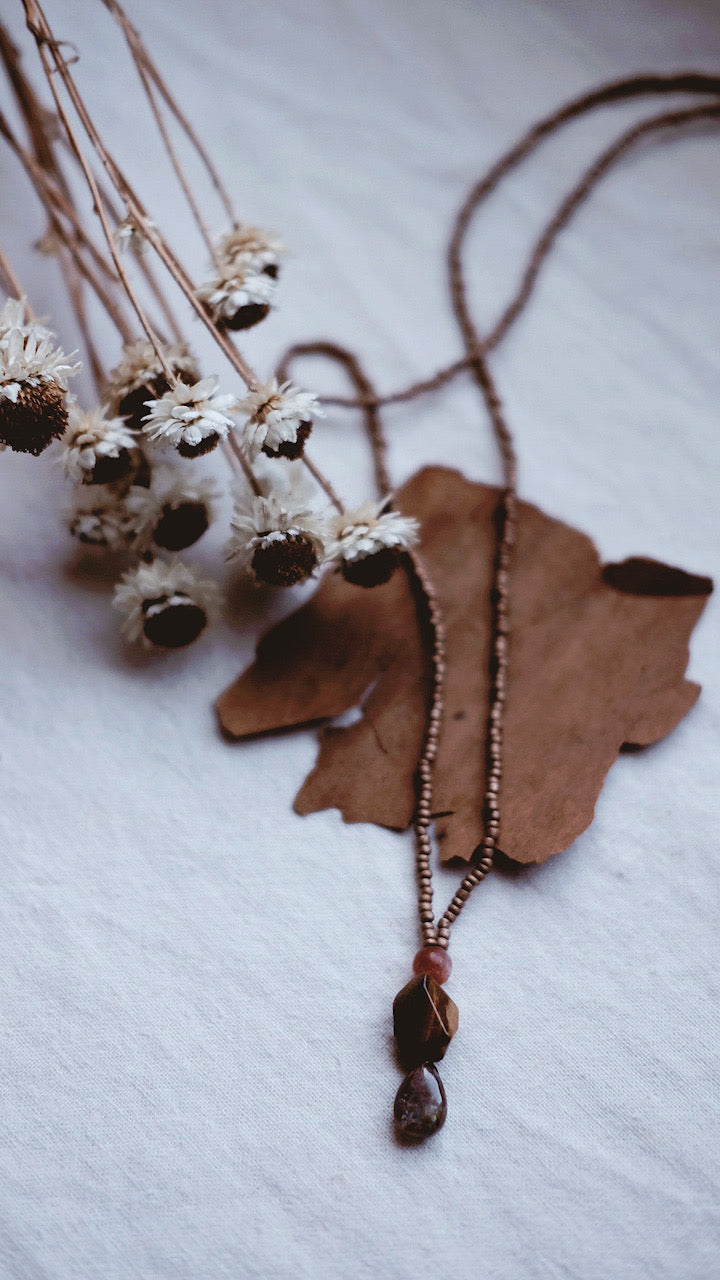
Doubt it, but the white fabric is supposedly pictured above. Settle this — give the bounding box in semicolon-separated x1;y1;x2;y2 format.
1;0;719;1276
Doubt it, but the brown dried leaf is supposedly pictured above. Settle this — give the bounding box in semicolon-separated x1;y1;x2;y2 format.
217;466;711;864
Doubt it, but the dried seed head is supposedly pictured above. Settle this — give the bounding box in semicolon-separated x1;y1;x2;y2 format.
141;376;236;456
197;268;275;331
176;430;221;458
251;531;318;587
236;378;323;461
113;558;220;648
219;301;270;332
66;491;145;549
141;593;208;649
106;340;199;429
196;224;285;330
0;380;68;455
124;469;217;552
262;418;312;460
152;501;210;552
326;501;419;587
59;407;137;485
226;489;326;586
0;300;78;454
341;544;402;587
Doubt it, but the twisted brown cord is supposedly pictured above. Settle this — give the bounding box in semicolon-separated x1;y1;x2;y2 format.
278;76;720;945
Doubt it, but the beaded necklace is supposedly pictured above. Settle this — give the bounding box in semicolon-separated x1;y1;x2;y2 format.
281;73;720;1140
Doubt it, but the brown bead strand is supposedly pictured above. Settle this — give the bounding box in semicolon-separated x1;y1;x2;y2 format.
275;81;720;949
318;76;720;412
405;550;447;947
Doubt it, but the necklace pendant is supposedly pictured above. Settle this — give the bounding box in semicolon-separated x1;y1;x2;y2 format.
393;972;458;1067
392;970;457;1141
394;1062;447;1141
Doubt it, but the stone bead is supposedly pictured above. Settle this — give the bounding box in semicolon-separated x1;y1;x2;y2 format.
394;1063;447;1141
393;973;458;1068
412;945;452;984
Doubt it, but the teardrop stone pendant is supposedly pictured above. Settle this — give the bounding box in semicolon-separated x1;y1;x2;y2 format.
394;1063;447;1141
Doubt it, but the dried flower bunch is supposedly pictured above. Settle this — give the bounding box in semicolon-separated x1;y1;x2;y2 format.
0;1;419;651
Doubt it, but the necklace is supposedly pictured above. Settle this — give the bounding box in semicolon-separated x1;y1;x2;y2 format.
278;73;720;1142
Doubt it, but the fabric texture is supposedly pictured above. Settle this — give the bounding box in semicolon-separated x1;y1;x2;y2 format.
0;0;719;1276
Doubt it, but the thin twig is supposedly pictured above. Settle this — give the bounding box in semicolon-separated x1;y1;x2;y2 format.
0;244;31;307
23;1;174;378
102;0;236;224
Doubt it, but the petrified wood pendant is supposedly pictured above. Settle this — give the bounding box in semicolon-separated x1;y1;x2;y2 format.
392;954;458;1141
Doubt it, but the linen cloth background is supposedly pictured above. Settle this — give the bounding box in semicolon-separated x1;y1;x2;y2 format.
0;0;719;1277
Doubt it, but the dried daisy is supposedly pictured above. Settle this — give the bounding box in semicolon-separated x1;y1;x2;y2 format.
105;339;200;429
215;223;285;275
65;489;145;549
196;223;285;331
237;378;323;461
0;299;78;455
59;406;138;485
326;501;420;587
126;467;218;552
141;375;236;458
196;265;275;332
113;557;220;649
226;490;325;587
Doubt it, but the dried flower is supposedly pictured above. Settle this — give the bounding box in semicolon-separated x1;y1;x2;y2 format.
141;375;236;458
196;265;275;332
326;501;419;587
215;224;285;275
59;406;137;485
226;491;325;587
0;299;78;455
113;557;220;648
65;489;145;549
105;339;199;429
196;223;285;331
126;468;218;552
237;378;323;461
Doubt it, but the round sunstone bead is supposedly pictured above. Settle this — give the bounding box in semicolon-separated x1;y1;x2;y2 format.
412;945;452;984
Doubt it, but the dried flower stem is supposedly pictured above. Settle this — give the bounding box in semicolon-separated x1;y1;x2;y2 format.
24;0;347;514
88;168;183;344
102;0;236;226
0;116;135;344
23;0;258;386
227;434;262;495
55;242;104;391
0;245;31;309
111;20;219;263
24;7;175;384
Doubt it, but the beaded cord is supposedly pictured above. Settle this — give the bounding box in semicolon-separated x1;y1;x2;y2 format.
277;77;720;951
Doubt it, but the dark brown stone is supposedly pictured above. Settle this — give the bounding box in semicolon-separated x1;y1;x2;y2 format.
393;973;458;1068
394;1063;447;1141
